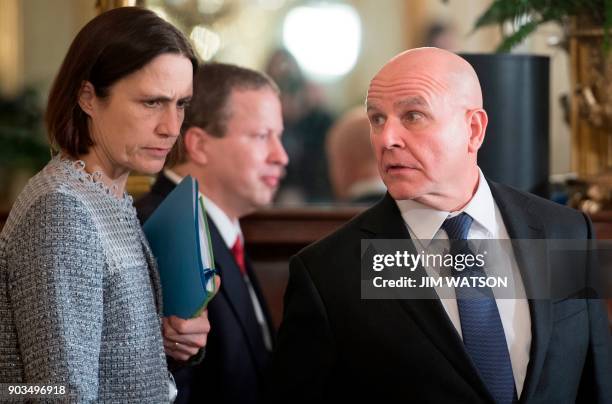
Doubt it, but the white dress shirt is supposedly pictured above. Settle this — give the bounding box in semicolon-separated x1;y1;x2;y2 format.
163;169;273;351
395;169;531;397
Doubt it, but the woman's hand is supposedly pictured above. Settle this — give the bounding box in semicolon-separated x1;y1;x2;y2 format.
162;310;210;361
162;275;220;361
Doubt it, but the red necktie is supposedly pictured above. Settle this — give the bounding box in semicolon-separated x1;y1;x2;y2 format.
231;237;247;276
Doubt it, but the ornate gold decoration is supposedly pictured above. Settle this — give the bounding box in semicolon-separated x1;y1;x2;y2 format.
569;17;612;177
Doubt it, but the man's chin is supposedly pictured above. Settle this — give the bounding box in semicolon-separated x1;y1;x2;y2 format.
252;192;275;209
387;187;422;201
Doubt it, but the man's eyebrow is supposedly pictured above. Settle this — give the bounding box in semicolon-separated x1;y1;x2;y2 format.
366;102;381;112
365;96;430;112
395;96;428;108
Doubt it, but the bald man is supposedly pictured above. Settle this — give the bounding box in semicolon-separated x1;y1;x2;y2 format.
270;48;611;403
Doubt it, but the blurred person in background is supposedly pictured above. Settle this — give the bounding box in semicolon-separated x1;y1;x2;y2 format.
422;20;459;51
326;107;385;204
265;48;334;204
0;7;210;402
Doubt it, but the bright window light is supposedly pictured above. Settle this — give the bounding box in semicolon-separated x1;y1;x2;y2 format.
282;3;361;80
190;25;221;61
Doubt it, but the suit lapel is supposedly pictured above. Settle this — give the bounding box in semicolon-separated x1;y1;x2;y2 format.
360;194;493;401
244;255;276;344
208;220;270;369
488;181;552;403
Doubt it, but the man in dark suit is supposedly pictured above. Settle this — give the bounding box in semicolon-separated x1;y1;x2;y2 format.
136;63;288;404
270;48;611;403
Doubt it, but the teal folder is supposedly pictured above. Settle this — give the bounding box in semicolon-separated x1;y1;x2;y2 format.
143;176;218;318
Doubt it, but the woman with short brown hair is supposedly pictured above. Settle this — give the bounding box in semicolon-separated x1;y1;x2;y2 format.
0;7;209;402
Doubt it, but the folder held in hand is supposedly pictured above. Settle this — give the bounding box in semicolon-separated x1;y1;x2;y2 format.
143;176;218;318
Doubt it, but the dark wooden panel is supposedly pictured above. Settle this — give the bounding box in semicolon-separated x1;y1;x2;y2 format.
591;211;612;239
590;212;612;328
242;206;364;258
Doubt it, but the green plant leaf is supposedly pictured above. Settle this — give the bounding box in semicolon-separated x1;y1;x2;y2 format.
472;0;610;52
474;0;529;29
496;18;541;52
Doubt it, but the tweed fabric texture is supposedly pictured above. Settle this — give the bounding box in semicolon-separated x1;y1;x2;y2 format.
0;156;169;403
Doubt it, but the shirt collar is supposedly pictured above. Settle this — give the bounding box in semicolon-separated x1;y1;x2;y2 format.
163;169;241;249
201;195;242;249
463;169;497;237
163;168;183;185
395;168;497;241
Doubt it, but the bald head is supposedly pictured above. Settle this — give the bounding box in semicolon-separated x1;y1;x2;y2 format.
365;47;488;211
369;47;483;110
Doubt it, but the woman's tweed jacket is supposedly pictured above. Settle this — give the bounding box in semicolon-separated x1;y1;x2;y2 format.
0;156;169;402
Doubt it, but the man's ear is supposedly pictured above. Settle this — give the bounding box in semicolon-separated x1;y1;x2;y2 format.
183;126;212;165
467;108;488;153
77;81;97;116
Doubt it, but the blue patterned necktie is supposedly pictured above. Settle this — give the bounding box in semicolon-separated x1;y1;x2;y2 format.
442;213;516;404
